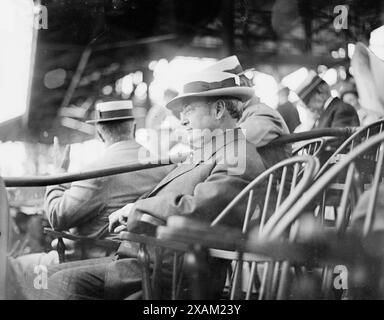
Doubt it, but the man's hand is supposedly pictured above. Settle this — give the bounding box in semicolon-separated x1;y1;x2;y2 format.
108;203;135;233
53;136;71;174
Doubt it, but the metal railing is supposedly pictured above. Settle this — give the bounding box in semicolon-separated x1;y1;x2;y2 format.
2;128;354;188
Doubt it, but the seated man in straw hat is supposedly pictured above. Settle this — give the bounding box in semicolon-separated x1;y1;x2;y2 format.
296;71;360;129
13;101;174;271
23;70;288;300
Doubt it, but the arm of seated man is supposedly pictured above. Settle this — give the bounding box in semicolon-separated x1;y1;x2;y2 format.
109;203;163;235
125;147;266;229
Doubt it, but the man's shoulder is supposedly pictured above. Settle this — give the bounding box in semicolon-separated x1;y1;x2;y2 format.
243;102;280;117
330;98;356;113
91;141;143;169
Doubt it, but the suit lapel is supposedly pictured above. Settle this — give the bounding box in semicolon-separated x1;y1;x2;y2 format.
317;98;337;128
145;161;200;198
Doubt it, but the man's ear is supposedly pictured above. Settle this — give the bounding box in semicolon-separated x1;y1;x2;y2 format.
214;100;226;119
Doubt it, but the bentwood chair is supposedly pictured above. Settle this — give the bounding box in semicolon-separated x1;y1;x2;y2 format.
263;131;384;299
292;138;326;158
149;155;320;300
44;224;118;263
317;119;384;178
310;120;384;226
0;177;10;300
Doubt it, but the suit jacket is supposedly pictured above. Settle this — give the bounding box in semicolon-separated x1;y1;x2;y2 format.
238;97;290;147
45;140;175;258
114;128;289;298
315;98;360;129
277;101;301;133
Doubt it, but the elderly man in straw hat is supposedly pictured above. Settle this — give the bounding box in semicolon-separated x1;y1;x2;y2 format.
203;55;290;146
25;70;288;300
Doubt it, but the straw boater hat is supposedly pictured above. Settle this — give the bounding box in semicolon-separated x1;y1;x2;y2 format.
165;71;254;117
86;100;135;123
202;55;255;76
296;70;327;104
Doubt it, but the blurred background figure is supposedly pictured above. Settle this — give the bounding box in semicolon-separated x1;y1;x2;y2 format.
340;86;380;126
296;71;360;129
276;85;301;133
352;42;384;118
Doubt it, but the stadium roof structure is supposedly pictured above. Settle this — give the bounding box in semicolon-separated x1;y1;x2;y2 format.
4;0;384;144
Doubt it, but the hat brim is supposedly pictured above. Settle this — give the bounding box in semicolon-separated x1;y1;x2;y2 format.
166;87;254;118
86;115;136;124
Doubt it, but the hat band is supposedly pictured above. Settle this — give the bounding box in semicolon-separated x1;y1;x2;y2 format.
298;77;326;100
97;109;133;120
183;78;238;94
223;65;244;75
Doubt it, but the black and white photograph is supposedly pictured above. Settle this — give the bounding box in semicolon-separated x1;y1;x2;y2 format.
1;0;384;305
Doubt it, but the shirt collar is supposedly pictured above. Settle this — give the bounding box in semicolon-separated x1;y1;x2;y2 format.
324;96;335;110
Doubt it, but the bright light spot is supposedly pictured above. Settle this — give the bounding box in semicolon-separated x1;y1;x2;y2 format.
282;67;308;91
339;66;347;80
338;48;346;59
370;25;384;59
134;82;148;98
148;60;157;71
132;71;143;85
322;68;338;86
331;89;339;97
317;65;328;74
0;142;27;176
115;78;122;94
122;74;133;95
149;56;217;106
102;85;113;95
0;0;34;123
253;71;277;108
331;51;339;59
348;43;355;59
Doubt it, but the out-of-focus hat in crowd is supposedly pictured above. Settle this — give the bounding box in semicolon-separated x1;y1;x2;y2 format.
87;100;135;123
165;71;254;118
296;70;327;104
